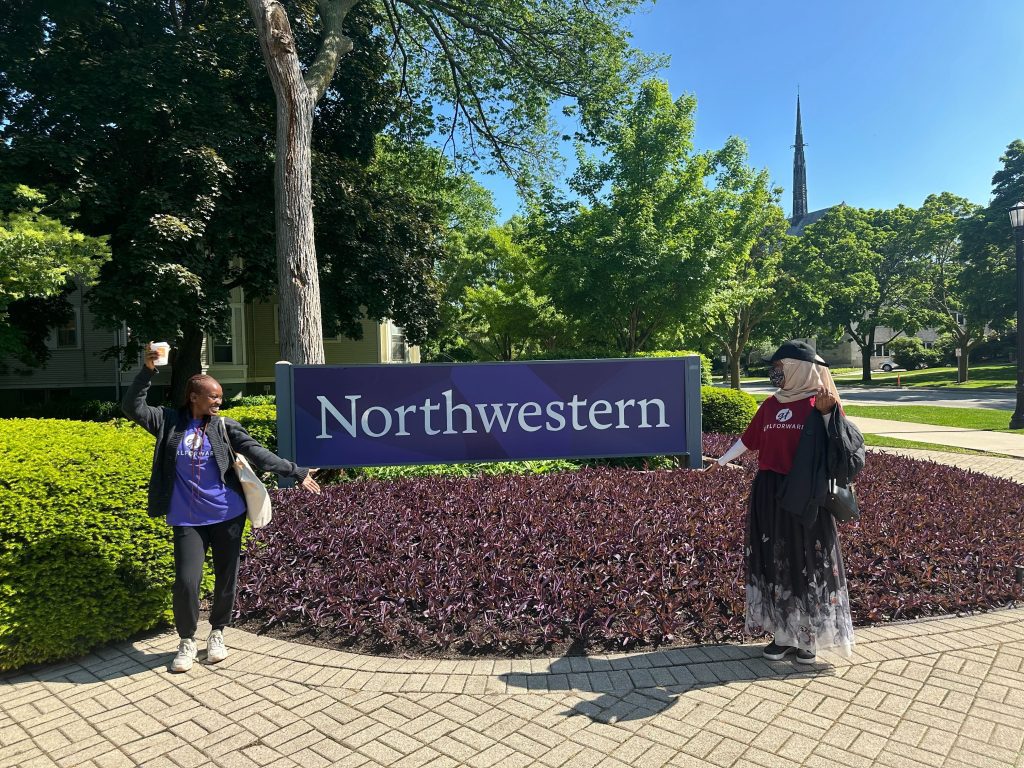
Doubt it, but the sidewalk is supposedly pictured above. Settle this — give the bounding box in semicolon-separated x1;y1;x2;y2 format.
2;453;1024;768
847;416;1024;459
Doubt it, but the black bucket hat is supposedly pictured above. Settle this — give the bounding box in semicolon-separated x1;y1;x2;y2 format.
767;340;829;366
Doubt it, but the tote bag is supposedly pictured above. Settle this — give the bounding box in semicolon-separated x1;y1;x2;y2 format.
219;419;272;528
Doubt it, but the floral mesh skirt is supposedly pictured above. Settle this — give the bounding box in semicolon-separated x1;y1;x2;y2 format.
745;470;855;655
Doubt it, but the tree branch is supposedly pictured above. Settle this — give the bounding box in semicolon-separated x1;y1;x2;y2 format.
381;0;416;112
405;1;534;177
304;0;359;104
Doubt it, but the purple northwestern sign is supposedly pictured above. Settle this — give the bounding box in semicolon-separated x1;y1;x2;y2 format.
274;357;702;469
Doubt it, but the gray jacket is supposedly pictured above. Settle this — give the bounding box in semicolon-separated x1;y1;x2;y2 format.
121;368;309;518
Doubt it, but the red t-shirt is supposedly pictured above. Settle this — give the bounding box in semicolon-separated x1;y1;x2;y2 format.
740;395;816;475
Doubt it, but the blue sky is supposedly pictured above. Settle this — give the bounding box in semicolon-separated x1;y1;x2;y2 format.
477;0;1024;221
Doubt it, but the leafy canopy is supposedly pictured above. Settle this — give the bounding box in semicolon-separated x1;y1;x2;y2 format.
0;184;110;365
541;80;766;355
785;204;935;380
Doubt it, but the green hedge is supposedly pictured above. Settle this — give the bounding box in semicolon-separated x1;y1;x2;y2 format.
0;399;124;422
701;386;758;434
0;419;187;671
220;405;277;453
228;394;276;407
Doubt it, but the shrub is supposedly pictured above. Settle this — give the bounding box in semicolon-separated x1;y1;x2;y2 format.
347;459;579;481
220;405;277;453
0;419;181;671
0;398;123;422
228;394;276;407
701;386;758;434
237;468;748;652
890;336;942;370
236;448;1024;654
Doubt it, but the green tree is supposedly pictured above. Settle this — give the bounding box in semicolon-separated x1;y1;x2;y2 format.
542;80;756;355
959;140;1024;348
0;2;448;401
0;185;110;365
703;180;791;389
786;205;930;382
245;0;655;364
456;223;567;361
910;192;989;383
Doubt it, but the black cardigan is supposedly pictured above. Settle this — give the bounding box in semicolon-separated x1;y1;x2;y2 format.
121;367;308;518
777;406;866;528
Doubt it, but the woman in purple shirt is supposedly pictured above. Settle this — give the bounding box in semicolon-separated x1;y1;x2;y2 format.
123;344;320;673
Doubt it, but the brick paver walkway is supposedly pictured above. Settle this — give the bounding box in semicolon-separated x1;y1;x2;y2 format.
3;449;1024;768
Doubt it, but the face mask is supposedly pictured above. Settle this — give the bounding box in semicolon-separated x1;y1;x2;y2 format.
768;367;785;388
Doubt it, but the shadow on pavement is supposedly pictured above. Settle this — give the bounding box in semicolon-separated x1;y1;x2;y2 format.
500;643;833;723
1;637;180;685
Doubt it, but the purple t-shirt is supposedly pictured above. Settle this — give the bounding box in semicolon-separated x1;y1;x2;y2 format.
167;418;246;527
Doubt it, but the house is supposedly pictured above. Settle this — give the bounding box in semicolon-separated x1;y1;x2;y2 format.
0;282;418;406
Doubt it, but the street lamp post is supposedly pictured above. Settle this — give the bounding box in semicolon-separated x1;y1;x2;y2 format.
1010;201;1024;429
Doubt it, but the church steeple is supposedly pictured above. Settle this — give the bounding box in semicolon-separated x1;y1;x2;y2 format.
791;94;808;225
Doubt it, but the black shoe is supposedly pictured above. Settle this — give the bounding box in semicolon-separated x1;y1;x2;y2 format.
795;648;816;665
763;641;797;661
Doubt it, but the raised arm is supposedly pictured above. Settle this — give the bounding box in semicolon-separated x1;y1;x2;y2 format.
121;346;165;436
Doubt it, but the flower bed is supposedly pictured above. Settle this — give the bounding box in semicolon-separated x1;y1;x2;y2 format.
234;437;1024;655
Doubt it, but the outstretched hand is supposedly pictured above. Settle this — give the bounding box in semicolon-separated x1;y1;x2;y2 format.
702;460;742;472
301;469;321;495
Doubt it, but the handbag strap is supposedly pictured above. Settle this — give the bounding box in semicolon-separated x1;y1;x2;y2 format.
218;417;238;462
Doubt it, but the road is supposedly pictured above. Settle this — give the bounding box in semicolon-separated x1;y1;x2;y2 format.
724;382;1015;410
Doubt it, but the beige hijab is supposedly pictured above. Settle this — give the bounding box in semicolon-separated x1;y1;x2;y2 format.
774;358;841;404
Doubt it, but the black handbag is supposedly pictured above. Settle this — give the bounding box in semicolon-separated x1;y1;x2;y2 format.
825;479;860;523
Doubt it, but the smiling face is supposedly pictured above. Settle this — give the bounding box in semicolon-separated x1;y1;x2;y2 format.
189;378;224;419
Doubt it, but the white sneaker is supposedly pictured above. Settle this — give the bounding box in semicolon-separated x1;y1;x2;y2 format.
207;629;228;663
170;638;198;673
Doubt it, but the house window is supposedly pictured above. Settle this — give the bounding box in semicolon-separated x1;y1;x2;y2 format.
210;305;242;364
390;325;408;362
212;333;234;363
53;310;80;349
873;344;889;357
923;341;934;349
951;312;965;325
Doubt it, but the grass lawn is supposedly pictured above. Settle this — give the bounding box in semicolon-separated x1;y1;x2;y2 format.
861;434;1006;456
831;364;1014;389
739;397;1024;444
841;404;1024;434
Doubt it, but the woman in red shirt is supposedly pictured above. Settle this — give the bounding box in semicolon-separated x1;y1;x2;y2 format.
706;341;854;664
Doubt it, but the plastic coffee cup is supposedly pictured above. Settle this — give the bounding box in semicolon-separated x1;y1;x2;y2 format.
151;342;170;366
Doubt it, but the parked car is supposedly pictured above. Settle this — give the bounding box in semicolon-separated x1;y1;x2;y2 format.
875;357;899;372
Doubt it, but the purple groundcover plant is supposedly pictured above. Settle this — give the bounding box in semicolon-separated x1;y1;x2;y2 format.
234;435;1024;654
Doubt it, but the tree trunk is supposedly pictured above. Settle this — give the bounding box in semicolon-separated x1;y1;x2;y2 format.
247;0;355;365
170;323;205;407
273;92;324;364
861;327;875;383
730;354;741;390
